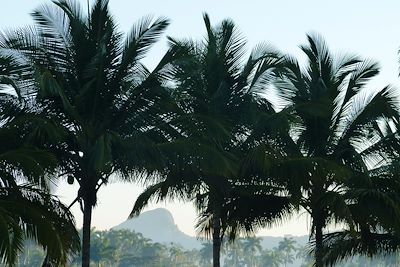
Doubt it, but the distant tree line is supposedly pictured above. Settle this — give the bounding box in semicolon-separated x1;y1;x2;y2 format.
8;230;400;267
2;0;400;266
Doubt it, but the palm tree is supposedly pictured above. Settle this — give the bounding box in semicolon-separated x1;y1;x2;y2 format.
296;245;314;267
168;244;184;267
90;230;115;266
1;185;80;267
242;237;262;267
131;13;287;267
199;242;213;267
0;0;175;265
0;115;79;266
224;239;244;267
318;170;400;266
260;249;283;267
0;57;80;266
316;116;400;265
278;237;296;267
270;33;400;266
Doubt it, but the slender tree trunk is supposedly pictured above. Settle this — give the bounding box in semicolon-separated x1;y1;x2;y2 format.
41;255;52;267
212;211;221;267
315;218;323;267
82;199;93;267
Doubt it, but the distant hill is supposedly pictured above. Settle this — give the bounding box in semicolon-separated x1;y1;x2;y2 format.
113;208;202;249
112;208;308;251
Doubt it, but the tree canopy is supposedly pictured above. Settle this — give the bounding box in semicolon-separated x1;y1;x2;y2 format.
2;2;400;267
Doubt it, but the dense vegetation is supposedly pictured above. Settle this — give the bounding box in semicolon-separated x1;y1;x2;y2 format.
2;0;400;266
8;229;400;267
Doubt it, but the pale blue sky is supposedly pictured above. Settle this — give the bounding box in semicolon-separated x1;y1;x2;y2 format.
2;0;400;237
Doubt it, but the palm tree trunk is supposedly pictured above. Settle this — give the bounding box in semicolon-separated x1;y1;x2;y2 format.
41;255;52;267
82;199;93;267
212;211;221;267
315;218;323;267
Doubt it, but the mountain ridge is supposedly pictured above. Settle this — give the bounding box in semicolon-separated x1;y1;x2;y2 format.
113;208;203;249
112;208;308;250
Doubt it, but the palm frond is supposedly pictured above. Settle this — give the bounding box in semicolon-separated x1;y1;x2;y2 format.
320;231;400;267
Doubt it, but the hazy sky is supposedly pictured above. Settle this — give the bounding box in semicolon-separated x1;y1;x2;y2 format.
2;0;400;237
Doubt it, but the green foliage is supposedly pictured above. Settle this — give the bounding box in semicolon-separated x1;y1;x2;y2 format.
70;229;202;267
132;11;289;247
0;99;79;265
0;0;176;265
13;230;400;267
2;3;400;266
268;33;400;266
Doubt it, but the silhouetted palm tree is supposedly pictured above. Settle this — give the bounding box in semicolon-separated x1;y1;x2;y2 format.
0;57;79;266
271;33;400;266
131;13;285;267
0;0;175;265
318;115;400;265
0;111;79;266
